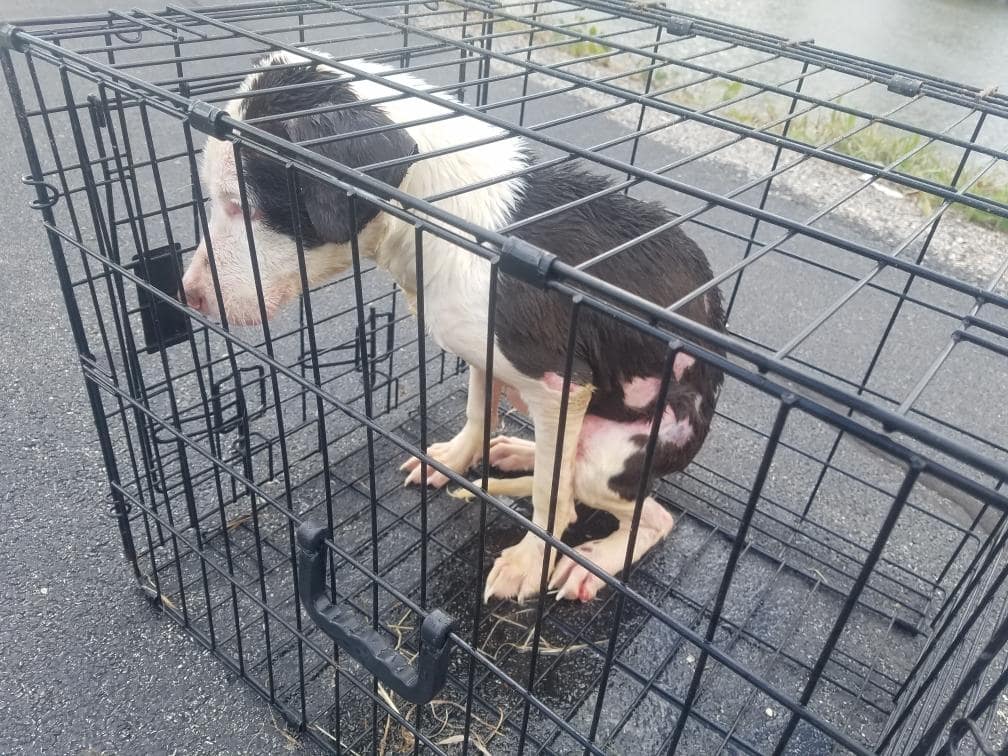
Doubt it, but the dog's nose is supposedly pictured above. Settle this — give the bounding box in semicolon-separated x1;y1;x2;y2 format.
182;282;209;315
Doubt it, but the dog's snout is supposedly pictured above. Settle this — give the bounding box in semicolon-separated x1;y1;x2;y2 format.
183;283;208;315
181;262;211;316
181;247;213;316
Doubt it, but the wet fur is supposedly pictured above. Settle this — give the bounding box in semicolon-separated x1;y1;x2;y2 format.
500;163;725;499
183;51;726;601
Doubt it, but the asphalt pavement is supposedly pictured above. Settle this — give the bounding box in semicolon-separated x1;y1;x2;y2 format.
0;2;315;754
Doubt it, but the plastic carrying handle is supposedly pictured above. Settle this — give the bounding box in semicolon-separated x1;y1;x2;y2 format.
296;521;456;705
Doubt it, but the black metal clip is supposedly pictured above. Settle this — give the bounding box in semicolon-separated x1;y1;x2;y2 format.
21;175;59;210
666;16;695;37
499;236;556;288
0;23;25;52
887;74;923;97
296;522;456;705
187;99;229;138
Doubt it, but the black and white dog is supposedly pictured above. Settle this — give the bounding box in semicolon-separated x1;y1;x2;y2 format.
182;52;725;603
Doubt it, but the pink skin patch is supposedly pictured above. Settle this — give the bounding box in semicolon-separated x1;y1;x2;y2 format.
548;355;695;404
620;355;696;410
503;385;528;415
673;352;695;380
579;406;693;454
623;377;661;410
540;368;696;455
542;371;570;392
655;405;694;446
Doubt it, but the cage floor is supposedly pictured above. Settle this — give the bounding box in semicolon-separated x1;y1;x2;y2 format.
142;382;929;755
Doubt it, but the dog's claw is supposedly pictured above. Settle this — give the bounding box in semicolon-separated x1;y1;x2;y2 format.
484;535;548;603
549;552;605;602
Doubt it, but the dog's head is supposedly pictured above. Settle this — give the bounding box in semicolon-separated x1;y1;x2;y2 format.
181;53;417;325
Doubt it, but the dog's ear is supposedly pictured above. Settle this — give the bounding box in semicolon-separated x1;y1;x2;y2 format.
286;106;417;244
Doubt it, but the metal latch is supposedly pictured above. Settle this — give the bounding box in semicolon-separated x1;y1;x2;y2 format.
0;24;26;52
666;16;695;36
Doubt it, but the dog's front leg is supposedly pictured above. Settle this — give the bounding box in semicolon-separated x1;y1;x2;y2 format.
484;381;592;603
401;365;501;487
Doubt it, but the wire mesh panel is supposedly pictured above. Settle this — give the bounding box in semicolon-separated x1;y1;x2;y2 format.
3;1;1008;753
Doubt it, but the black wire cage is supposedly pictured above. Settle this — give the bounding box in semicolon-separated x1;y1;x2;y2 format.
4;1;1008;753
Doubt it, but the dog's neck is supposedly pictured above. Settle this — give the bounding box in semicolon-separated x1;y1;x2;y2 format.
366;211;488;311
346;121;527;343
365;152;525;302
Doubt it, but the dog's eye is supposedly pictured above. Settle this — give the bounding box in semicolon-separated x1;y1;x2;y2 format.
222;199;263;221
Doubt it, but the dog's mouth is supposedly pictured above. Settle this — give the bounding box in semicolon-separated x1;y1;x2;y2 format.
221;282;300;327
185;296;285;328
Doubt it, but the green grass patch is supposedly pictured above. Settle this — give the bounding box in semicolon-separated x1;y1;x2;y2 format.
631;68;1008;232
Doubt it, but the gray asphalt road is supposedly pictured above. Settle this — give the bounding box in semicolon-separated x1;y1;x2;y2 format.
1;1;1005;755
0;3;312;755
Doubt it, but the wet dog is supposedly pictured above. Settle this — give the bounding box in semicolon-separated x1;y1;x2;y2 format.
181;51;725;602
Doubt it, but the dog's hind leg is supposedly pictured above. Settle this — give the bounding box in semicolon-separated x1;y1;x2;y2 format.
448;475;534;501
401;366;501;487
484;382;593;603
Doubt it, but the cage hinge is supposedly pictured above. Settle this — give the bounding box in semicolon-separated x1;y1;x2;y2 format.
105;492;132;519
666;16;695;36
21;175;59;210
499;236;556;288
187;99;229;138
0;24;26;52
887;74;923;97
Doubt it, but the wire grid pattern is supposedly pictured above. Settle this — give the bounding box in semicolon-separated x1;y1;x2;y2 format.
3;1;1008;753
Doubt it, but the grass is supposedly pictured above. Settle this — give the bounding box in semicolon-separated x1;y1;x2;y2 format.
493;17;1008;232
725;102;1008;232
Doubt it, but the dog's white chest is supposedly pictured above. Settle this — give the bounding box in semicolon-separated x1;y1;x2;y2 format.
422;260;494;368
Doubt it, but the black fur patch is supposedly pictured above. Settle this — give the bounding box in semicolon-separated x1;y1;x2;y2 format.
239;60;417;245
495;163;726;499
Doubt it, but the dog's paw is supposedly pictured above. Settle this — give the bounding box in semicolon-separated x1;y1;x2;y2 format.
400;435;480;488
486;435;536;472
484;535;549;603
549;544;608;602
